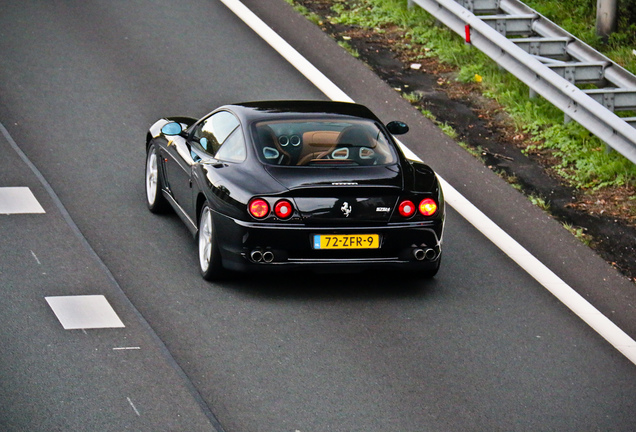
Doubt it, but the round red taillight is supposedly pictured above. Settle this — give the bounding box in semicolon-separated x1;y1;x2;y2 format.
249;198;269;219
419;198;438;216
398;200;416;217
274;199;293;219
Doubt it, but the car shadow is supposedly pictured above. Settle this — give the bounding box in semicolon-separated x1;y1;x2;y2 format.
216;269;441;301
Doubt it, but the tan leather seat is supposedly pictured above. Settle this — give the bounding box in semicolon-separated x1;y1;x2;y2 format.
297;130;339;165
334;125;377;165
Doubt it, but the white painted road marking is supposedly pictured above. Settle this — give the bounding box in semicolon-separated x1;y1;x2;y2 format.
30;250;42;265
220;0;636;364
0;187;45;214
127;397;141;416
45;295;125;330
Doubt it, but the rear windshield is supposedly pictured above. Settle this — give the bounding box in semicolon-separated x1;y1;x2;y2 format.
252;118;397;166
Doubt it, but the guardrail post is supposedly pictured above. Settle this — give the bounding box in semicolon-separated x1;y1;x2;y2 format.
596;0;618;41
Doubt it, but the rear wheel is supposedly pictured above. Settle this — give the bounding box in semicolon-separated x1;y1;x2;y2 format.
145;143;169;213
198;204;223;281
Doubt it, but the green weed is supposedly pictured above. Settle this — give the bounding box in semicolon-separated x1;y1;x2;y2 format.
419;108;436;121
337;40;360;57
562;222;593;246
529;194;550;211
438;122;458;139
402;91;422;103
284;0;323;25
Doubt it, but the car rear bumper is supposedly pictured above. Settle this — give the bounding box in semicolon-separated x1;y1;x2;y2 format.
214;213;444;273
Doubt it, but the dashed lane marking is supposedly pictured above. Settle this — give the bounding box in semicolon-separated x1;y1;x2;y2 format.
45;295;125;330
0;187;45;214
127;397;141;417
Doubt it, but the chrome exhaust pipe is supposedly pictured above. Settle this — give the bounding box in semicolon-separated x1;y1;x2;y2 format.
413;248;437;261
250;249;263;262
424;248;437;261
262;250;274;263
413;248;426;261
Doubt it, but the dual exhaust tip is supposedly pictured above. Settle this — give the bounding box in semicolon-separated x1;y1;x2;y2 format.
250;249;274;263
413;248;437;261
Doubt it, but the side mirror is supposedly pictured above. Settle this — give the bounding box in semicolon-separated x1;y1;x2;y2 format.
161;122;183;136
386;121;409;135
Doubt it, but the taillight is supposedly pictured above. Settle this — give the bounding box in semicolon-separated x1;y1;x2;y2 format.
249;198;269;218
419;198;438;216
398;200;416;217
274;199;293;219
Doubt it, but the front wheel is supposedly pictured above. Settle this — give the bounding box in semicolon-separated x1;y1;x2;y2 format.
198;204;223;281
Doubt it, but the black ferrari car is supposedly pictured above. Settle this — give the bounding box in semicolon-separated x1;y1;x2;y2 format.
145;100;444;280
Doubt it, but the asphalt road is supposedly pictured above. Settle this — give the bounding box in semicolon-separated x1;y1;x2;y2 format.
1;0;635;431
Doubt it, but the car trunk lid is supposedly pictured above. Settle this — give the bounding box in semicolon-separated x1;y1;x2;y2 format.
264;165;403;224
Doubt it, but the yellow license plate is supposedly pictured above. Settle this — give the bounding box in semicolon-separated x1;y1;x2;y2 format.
313;234;380;249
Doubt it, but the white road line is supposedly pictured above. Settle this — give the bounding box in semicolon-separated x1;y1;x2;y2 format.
220;0;636;364
0;187;45;214
127;397;141;416
45;295;125;330
30;250;42;265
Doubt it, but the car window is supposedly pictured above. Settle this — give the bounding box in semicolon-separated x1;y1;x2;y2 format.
214;127;246;162
252;118;397;167
193;111;240;155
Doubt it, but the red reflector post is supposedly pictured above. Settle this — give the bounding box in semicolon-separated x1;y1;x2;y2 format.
274;199;293;219
249;198;269;218
465;24;471;44
398;200;416;217
419;198;438;216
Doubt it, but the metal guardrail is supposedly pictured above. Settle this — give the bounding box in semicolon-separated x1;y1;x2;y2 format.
407;0;636;165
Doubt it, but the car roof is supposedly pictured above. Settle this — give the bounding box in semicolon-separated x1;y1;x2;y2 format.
222;100;382;123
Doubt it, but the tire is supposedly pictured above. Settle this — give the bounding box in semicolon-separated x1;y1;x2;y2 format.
198;204;224;281
145;143;169;213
